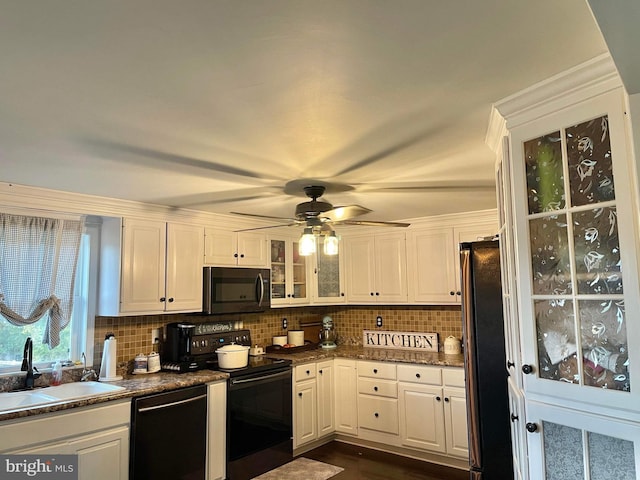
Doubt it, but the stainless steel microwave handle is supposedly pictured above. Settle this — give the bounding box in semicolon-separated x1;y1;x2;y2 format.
256;273;265;306
137;393;207;413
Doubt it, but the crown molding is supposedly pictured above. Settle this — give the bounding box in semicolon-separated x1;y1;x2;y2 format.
492;53;623;130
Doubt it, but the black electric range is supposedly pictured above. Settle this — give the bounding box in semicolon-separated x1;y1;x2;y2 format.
161;326;291;375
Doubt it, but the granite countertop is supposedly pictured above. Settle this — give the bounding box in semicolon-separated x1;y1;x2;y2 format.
0;369;228;422
1;346;463;422
265;344;465;368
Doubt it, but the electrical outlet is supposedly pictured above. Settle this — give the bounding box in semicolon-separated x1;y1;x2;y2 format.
282;318;288;329
151;328;161;345
376;316;383;327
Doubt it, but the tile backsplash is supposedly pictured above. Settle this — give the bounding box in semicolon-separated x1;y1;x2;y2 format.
94;305;462;367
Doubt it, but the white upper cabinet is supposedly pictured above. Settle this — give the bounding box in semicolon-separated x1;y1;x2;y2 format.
407;213;497;304
269;235;310;306
344;232;408;304
310;242;346;304
204;228;267;267
99;217;204;315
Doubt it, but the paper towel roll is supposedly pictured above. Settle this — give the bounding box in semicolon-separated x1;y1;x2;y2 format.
99;335;123;381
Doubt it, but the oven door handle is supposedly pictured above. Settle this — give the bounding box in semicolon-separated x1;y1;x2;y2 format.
229;369;291;387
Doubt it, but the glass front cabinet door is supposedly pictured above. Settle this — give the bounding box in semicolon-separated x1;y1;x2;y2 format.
269;236;309;306
510;89;640;413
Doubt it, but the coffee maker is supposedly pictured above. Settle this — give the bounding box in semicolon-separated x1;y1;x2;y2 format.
163;322;199;371
319;316;337;349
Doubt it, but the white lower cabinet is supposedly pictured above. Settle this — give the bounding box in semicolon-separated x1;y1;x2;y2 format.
207;381;227;480
334;358;358;436
292;359;468;463
293;363;318;449
0;400;130;480
316;360;335;437
293;360;336;448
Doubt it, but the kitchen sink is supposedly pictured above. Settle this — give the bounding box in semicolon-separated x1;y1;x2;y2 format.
0;381;126;412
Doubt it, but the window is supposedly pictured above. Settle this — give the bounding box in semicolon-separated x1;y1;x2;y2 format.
0;221;98;374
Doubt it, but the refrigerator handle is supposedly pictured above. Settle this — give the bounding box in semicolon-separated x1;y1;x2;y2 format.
460;247;482;472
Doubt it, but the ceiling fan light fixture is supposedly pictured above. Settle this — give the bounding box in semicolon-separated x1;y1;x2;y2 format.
323;231;339;256
299;227;316;256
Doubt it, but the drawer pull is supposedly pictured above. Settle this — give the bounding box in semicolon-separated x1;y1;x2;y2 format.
306;370;310;375
415;373;421;379
374;386;378;392
319;370;323;374
373;369;378;374
298;392;303;397
374;413;379;418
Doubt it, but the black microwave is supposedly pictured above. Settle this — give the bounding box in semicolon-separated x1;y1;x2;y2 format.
202;267;270;314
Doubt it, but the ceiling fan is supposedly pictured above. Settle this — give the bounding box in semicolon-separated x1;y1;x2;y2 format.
231;184;410;232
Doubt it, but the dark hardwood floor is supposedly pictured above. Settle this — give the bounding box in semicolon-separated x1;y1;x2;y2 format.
302;441;469;480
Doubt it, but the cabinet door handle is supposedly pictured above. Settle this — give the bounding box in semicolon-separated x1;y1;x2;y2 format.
234;253;238;258
436;396;441;402
375;292;379;296
341;293;345;296
298;392;303;397
240;254;244;258
160;297;166;302
522;364;534;375
370;292;374;296
456;291;461;296
374;413;379;418
168;297;174;303
444;397;449;402
507;361;515;368
319;370;323;374
449;291;455;296
511;413;519;422
526;422;538;433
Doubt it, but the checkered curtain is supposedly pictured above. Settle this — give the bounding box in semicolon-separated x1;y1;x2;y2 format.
0;213;84;348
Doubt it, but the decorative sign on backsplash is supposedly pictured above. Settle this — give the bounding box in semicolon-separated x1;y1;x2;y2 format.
363;330;439;352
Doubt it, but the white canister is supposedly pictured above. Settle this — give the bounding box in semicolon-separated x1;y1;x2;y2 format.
272;335;288;346
287;330;305;347
444;336;462;355
147;352;161;373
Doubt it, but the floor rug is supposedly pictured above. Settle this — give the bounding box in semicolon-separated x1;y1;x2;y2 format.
251;457;344;480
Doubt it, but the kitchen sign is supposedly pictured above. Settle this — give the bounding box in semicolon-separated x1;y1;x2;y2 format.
363;330;439;352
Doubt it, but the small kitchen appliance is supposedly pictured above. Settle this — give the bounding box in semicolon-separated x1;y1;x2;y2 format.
319;316;337;349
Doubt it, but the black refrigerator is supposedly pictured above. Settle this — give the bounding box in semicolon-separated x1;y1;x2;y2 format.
459;240;513;480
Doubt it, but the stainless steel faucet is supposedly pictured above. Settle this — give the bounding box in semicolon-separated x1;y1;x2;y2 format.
20;337;41;389
81;352;97;382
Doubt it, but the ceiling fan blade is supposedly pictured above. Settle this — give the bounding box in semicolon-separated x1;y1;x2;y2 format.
321;205;372;222
82;139;286;181
335;220;411;228
234;223;300;232
359;180;495;192
231;211;298;222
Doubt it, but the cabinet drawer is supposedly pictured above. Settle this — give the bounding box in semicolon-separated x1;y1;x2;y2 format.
357;361;397;380
397;364;442;385
295;363;317;381
358;378;398;398
442;367;465;387
358;396;399;435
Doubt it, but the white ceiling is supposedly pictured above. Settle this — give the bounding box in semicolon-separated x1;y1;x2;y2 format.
0;1;609;224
